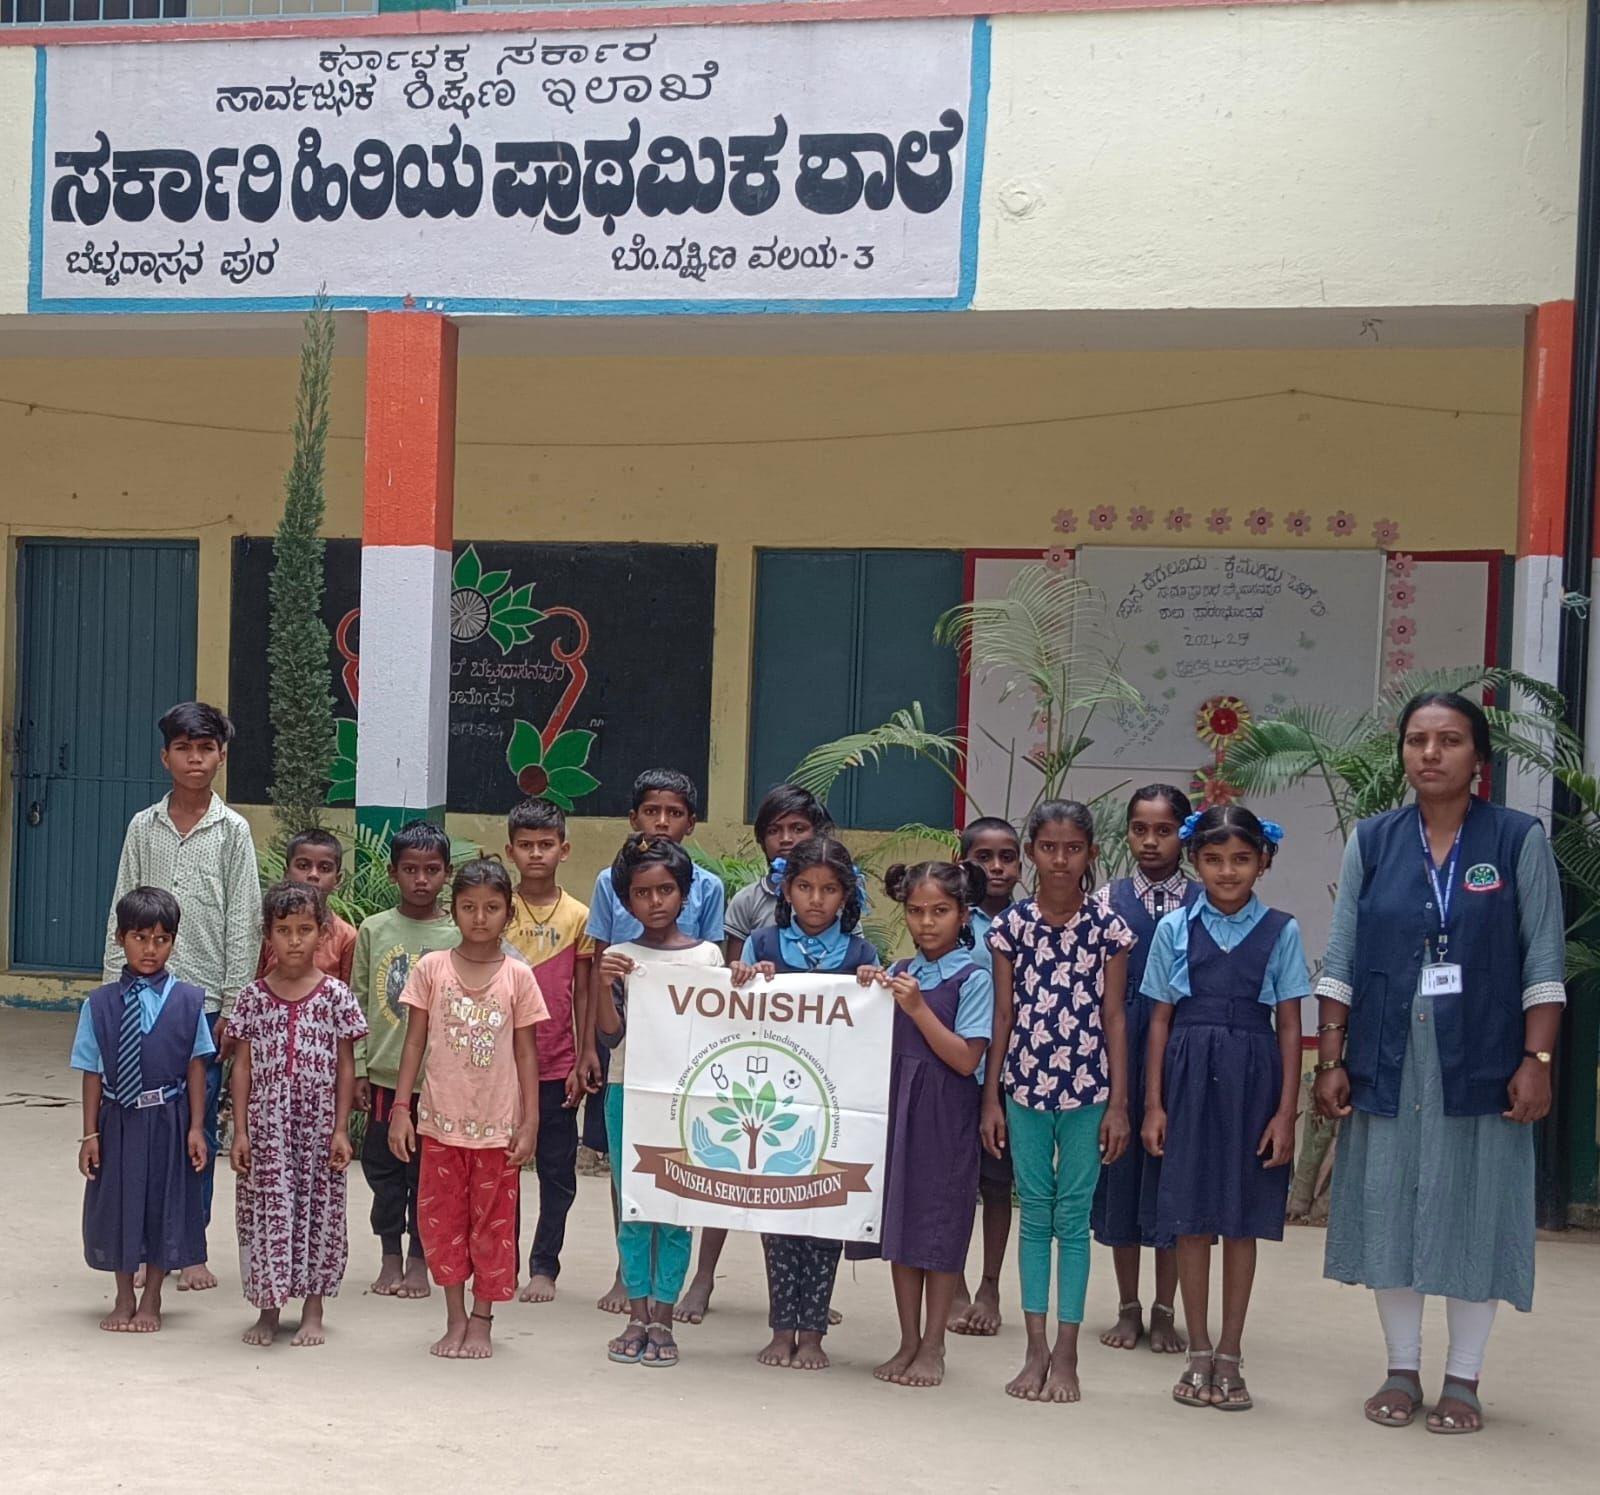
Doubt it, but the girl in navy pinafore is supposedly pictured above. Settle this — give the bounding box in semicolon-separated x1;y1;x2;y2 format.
730;835;879;1372
870;861;994;1389
1142;806;1309;1411
1092;783;1201;1354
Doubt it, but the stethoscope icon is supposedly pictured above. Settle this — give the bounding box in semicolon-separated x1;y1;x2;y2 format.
710;1062;729;1090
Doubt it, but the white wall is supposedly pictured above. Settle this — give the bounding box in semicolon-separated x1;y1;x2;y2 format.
978;0;1582;311
0;48;32;318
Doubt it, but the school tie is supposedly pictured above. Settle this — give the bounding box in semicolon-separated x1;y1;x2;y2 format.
115;981;145;1107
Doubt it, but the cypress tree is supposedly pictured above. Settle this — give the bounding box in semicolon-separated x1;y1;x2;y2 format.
267;294;337;844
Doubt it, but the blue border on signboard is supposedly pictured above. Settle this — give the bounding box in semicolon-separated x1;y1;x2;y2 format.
28;19;990;317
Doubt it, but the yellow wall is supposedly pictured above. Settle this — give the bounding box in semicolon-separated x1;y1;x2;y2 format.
0;342;1522;993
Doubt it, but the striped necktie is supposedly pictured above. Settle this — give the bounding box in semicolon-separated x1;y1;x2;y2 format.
115;982;144;1107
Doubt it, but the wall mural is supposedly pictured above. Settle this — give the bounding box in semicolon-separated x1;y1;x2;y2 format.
229;538;715;817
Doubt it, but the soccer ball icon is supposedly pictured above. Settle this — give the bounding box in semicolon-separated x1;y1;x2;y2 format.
782;1069;802;1090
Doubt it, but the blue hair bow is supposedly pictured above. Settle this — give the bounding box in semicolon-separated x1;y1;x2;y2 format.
1260;820;1286;846
1178;812;1202;842
770;857;788;877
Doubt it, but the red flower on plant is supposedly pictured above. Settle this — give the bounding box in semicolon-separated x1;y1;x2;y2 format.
1372;518;1401;546
1327;510;1357;536
1128;505;1154;530
1387;616;1416;645
1206;508;1232;534
1167;508;1193;531
1285;510;1312;536
1089;504;1118;531
1246;508;1274;535
1053;508;1077;535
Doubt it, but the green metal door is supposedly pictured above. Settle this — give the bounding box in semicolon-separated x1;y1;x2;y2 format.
10;540;198;972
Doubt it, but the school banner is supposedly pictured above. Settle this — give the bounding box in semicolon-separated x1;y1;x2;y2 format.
34;18;987;313
621;966;892;1241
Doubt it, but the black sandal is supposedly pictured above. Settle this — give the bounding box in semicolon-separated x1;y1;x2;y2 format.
1212;1352;1253;1411
1173;1350;1214;1407
607;1319;649;1364
643;1323;680;1369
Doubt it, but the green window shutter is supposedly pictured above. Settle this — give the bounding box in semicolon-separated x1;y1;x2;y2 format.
747;548;963;831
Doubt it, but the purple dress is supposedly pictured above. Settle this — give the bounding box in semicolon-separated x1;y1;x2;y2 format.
82;979;207;1274
879;959;981;1273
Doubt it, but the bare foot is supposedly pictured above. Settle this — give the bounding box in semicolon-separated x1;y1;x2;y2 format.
675;1273;714;1324
370;1255;405;1296
99;1297;137;1332
132;1266;147;1290
947;1286;976;1334
291;1299;326;1347
896;1347;945;1387
1040;1342;1082;1403
129;1279;164;1333
873;1343;918;1383
178;1262;217;1292
757;1331;795;1368
459;1313;494;1359
242;1309;281;1346
1149;1303;1186;1354
1100;1300;1143;1350
828;1306;843;1326
396;1258;431;1300
430;1317;468;1358
597;1274;629;1315
963;1281;1002;1337
519;1273;557;1304
791;1331;830;1371
1006;1339;1050;1400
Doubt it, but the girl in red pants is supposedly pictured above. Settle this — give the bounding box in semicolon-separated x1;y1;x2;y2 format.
389;858;546;1359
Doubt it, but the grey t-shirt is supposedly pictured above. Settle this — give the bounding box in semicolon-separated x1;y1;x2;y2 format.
724;877;780;944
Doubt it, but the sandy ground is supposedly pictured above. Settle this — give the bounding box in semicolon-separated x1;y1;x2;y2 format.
2;1008;1596;1494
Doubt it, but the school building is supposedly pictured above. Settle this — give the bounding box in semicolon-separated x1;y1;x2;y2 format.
0;0;1595;1210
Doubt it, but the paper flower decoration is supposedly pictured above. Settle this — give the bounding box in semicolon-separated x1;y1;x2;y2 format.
1196;695;1251;749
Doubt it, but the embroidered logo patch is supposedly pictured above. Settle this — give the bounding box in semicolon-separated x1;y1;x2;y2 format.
1463;863;1503;893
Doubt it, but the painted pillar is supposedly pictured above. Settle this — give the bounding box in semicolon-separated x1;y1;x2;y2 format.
356;310;458;847
1505;300;1574;820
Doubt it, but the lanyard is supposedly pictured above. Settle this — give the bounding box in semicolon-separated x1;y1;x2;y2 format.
1417;809;1466;958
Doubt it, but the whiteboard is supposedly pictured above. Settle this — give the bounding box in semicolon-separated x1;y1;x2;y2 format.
1075;547;1386;770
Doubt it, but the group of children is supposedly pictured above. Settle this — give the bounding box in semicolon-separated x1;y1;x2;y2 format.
76;699;1312;1409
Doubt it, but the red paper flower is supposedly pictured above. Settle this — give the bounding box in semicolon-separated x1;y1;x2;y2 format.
1388;582;1416;609
1190;765;1241;808
1206;508;1233;534
1167;508;1193;531
1372;518;1401;546
1285;510;1312;536
1327;510;1357;536
1388;552;1416;579
1246;508;1274;535
1128;505;1153;531
1196;695;1251;748
1053;508;1077;535
1387;616;1416;645
1043;545;1073;571
1089;504;1118;531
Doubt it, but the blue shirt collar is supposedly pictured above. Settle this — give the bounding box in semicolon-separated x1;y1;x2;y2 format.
120;965;172;992
777;917;852;972
908;948;974;985
1190;892;1263;926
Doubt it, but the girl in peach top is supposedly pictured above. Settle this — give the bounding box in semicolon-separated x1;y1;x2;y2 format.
389;859;547;1360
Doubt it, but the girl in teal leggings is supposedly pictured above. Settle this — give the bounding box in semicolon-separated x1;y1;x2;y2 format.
981;800;1134;1404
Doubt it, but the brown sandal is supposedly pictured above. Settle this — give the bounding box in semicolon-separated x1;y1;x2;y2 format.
1212;1352;1253;1411
1173;1350;1214;1407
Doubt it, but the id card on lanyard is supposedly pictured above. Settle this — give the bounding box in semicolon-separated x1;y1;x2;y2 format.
1419;810;1465;996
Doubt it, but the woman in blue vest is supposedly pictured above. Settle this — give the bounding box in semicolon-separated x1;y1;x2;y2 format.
1314;691;1564;1435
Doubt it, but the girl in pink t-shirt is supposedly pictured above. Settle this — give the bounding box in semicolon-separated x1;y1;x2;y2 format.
389;858;547;1360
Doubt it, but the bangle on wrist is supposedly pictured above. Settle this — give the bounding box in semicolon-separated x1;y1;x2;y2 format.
391;1101;411;1112
79;1131;99;1144
1313;1058;1346;1075
1316;1022;1347;1035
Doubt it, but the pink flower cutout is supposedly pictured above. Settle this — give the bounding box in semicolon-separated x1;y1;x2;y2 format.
1043;545;1072;572
1387;649;1415;673
1166;508;1193;531
1128;505;1153;531
1327;510;1357;536
1372;518;1401;547
1246;507;1274;535
1389;552;1416;579
1285;510;1312;536
1206;507;1233;534
1089;504;1117;531
1387;616;1416;645
1388;582;1416;609
1053;508;1077;535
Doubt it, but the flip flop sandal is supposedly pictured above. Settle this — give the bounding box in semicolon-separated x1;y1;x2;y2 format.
1427;1380;1484;1435
607;1320;649;1364
1172;1352;1213;1408
1364;1375;1423;1428
642;1325;680;1369
1212;1353;1253;1412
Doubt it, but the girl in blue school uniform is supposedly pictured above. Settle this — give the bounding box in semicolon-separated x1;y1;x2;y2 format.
1142;804;1308;1412
729;834;880;1373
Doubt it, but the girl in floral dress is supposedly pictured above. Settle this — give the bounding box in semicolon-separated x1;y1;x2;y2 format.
230;881;366;1347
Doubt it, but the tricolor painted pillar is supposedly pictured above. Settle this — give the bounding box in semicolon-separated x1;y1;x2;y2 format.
356;310;458;847
1506;300;1575;819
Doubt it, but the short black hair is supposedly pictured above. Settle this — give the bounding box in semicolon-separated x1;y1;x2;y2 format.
1397;691;1493;766
286;828;344;870
610;832;694;901
263;879;328;930
1126;784;1193;824
1187;803;1277;864
389;821;451;866
453;855;514;905
508;797;567;839
753;783;827;843
632;768;699;817
116;885;180;937
158;701;234;748
959;816;1020;856
776;834;864;934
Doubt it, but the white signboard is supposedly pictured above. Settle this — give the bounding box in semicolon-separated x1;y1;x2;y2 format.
1075;547;1385;770
621;965;891;1241
33;19;986;313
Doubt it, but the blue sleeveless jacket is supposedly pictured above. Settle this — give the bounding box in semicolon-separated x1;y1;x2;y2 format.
1349;800;1534;1118
747;924;879;976
1104;877;1201;997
